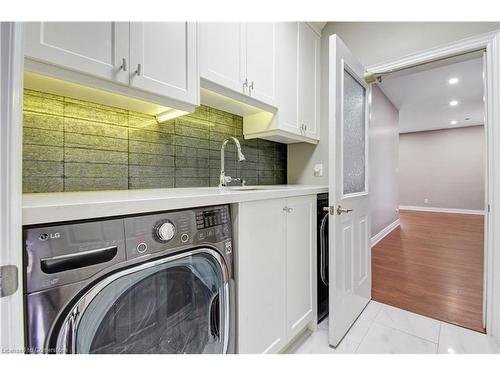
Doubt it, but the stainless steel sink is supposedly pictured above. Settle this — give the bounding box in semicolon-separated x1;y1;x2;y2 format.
224;186;274;191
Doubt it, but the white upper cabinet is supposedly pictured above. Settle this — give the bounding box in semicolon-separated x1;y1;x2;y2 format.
276;22;299;135
298;23;320;139
245;23;277;106
199;22;277;107
24;22;199;111
199;23;247;94
242;22;320;144
25;22;130;85
129;22;198;104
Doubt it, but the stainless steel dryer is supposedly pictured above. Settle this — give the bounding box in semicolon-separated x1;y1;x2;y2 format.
24;205;235;354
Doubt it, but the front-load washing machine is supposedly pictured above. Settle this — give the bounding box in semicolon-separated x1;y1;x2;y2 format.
24;205;235;354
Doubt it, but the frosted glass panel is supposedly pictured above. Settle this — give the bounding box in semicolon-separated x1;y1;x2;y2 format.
343;69;366;195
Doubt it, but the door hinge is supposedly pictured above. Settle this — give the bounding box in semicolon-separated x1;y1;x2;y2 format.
488;204;491;213
0;265;18;298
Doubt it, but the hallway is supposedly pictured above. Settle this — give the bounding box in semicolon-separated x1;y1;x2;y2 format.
372;210;485;332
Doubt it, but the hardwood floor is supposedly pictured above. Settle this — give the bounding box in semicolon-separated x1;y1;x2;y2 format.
372;210;485;332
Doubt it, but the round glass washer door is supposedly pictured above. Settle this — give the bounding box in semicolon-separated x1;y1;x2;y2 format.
56;248;229;354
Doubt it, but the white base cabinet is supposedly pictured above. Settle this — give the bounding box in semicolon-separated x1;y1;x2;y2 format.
234;195;316;353
285;196;316;339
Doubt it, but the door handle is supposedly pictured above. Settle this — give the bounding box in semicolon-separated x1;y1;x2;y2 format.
120;57;127;72
337;205;353;215
135;63;142;76
209;292;221;342
243;78;248;94
249;81;254;96
40;246;118;274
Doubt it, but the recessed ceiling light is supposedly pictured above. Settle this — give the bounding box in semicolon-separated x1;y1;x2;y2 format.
450;120;457;125
449;100;458;106
448;77;459;85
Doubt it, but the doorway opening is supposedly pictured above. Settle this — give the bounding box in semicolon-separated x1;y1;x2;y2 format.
369;53;486;332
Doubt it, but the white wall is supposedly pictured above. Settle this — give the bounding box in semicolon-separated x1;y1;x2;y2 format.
320;22;500;68
399;126;485;211
287;22;500;185
369;85;399;237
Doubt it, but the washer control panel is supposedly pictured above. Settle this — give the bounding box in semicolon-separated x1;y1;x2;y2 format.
124;205;231;260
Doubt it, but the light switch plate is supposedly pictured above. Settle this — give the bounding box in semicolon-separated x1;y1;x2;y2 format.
313;163;323;177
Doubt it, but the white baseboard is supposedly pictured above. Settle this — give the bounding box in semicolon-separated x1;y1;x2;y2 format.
399;205;485;215
371;219;400;247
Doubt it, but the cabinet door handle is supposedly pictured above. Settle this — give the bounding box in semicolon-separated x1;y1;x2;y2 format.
249;81;254;96
120;58;127;72
283;206;293;213
243;78;248;94
135;63;142;76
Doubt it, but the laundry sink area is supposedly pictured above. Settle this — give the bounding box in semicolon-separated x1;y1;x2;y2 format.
223;186;280;191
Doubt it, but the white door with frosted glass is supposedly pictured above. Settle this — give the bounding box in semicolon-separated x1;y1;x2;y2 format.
328;35;371;347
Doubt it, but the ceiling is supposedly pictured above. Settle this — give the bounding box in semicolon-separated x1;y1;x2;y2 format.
378;57;484;134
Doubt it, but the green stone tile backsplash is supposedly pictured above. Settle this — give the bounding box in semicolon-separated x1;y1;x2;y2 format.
22;89;287;193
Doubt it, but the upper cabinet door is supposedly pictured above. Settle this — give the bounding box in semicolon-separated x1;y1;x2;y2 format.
276;22;300;135
199;23;247;95
298;23;320;139
24;22;129;84
246;23;277;106
129;22;199;105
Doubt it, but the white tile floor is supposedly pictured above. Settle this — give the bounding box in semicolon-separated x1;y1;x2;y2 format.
287;301;500;354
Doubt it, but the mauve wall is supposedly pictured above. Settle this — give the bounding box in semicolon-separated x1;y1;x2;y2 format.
369;85;399;237
399;125;485;211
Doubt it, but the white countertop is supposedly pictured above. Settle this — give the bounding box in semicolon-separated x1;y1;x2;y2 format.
23;185;328;225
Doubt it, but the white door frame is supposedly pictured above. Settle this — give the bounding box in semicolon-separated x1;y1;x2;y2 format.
0;22;24;352
366;30;500;339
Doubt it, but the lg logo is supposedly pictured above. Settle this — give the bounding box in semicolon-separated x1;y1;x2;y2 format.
39;232;61;241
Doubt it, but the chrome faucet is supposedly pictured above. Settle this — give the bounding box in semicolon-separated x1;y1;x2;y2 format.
219;137;246;187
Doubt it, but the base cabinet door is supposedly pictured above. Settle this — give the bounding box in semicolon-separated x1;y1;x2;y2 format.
236;199;287;354
24;22;129;84
129;22;199;105
236;195;316;353
285;195;315;339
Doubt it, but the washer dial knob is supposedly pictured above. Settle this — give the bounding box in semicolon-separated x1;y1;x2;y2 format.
155;220;176;242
